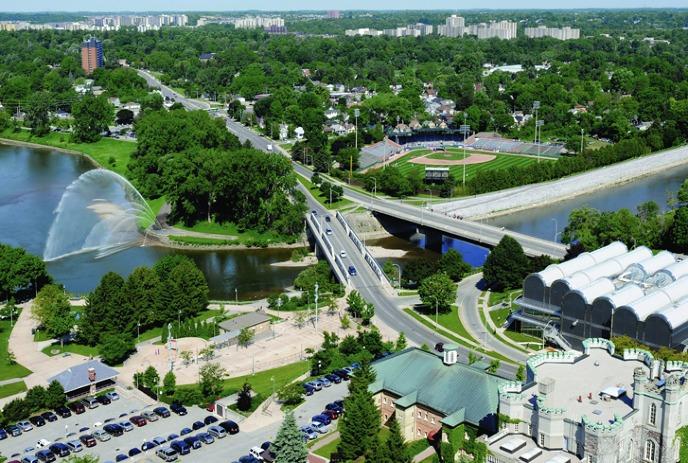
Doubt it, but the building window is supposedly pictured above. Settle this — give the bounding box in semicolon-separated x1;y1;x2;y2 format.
383;397;386;404
539;433;545;447
431;417;435;424
417;428;421;436
417;411;421;418
424;412;428;421
528;424;532;436
649;403;657;426
645;440;656;462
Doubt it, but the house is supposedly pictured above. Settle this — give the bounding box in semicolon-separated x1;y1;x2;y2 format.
108;97;121;108
210;312;273;349
121;102;141;117
294;126;305;141
199;52;215;62
324;107;339;120
48;360;119;399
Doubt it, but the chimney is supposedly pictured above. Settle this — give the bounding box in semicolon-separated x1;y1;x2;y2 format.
443;344;459;365
88;367;96;382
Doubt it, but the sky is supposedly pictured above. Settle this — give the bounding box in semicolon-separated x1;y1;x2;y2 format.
3;0;686;12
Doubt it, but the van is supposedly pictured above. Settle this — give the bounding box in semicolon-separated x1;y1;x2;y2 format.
83;397;99;409
66;440;83;453
207;426;226;439
169;440;190;456
156;447;178;462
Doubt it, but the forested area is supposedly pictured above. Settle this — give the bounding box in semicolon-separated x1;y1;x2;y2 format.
0;244;51;301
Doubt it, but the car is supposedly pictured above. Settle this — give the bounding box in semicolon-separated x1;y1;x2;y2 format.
17;421;33;432
207;426;226;439
40;412;58;423
348;265;357;276
219;420;240;434
66;441;82;453
197;433;214;444
153;406;170;418
170;403;187;416
237;457;260;463
325;373;342;384
303;384;314;396
300;425;318;440
326;403;344;414
340;250;347;258
305;381;322;391
333;369;349;380
325;228;333;235
325;215;331;222
7;425;21;437
79;435;96;447
169;440;190;456
152;436;167;446
35;450;55;463
115;454;128;462
179;427;192;436
82;397;99;409
435;342;444;352
0;428;6;440
103;423;124;437
141;441;156;451
127;448;141;457
48;443;69;458
203;415;218;425
249;447;267;460
311;210;317;216
21;456;38;463
105;391;120;401
323;409;339;420
119;421;134;432
266;144;273;152
155;447;178;462
68;402;85;414
55;407;71;418
36;439;51;448
95;395;111;405
78;427;89;433
312;413;332;425
310;421;329;434
93;430;111;442
129;416;147;427
191;420;205;430
183;436;202;450
24;446;36;454
167;433;179;441
334;399;345;410
142;411;159;422
343;366;356;375
319;377;331;387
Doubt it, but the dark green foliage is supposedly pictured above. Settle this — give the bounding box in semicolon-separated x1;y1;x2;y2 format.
0;243;51;300
273;411;308;463
402;258;440;288
33;284;73;338
71;93;114;143
115;109;134;125
46;381;66;409
25;91;51;136
337;361;380;460
668;207;688;252
24;385;47;412
483;236;529;291
293;261;343;296
346;290;375;324
383;417;412;463
237;382;252;411
80;272;128;346
162;371;176;396
418;273;456;311
99;333;135;366
0;381;65;426
92;67;148;103
277;383;304;406
439;249;472;282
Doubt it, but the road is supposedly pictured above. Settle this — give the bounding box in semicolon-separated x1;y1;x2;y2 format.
137;69;211;111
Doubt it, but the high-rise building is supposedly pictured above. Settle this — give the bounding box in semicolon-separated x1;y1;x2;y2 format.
327;10;341;19
81;37;103;75
525;25;580;40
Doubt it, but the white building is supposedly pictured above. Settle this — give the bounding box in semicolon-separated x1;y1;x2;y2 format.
525;25;580;40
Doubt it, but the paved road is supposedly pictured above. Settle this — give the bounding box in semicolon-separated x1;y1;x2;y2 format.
136;69;211;111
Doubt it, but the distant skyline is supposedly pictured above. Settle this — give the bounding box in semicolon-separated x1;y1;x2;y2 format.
3;1;685;13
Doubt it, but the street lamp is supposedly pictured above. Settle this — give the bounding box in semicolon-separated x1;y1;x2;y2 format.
314;282;319;334
580;128;585;154
235;288;238;303
536;119;544;163
369;177;377;211
177;309;181;327
460;115;471;188
431;295;439;325
532;100;540;143
391;263;402;289
137;320;141;343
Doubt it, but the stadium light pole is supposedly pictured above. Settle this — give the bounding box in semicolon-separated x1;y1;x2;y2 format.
460;114;470;189
532;100;540;144
580;128;585;154
536;119;544;163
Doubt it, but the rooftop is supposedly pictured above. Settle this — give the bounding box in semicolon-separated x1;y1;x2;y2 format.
488;433;581;463
48;359;119;393
218;312;271;333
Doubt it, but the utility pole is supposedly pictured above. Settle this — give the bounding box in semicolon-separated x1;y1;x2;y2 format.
580;128;585;154
460;114;471;188
352;108;360;184
314;282;319;335
536;119;544;163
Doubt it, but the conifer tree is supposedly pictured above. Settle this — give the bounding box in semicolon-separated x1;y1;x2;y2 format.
384;417;411;463
337;361;380;460
273;411;308;463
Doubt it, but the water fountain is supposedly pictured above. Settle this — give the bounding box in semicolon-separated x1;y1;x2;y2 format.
43;169;160;261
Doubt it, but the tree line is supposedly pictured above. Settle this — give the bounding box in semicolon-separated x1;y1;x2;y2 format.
0;243;51;302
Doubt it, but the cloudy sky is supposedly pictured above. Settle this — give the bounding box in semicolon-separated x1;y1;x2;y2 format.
4;0;684;12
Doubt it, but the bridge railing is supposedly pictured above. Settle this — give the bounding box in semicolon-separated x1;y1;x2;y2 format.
306;214;349;287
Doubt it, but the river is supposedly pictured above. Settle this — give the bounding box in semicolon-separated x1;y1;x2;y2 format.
0;143;302;300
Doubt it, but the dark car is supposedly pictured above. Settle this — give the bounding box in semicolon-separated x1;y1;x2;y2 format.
203;415;218;425
167;433;179;441
326;403;344;414
325;373;342;384
197;433;214;444
68;402;85;414
7;425;21;437
79;434;96;447
49;443;70;458
311;414;331;425
103;423;124;437
219;420;239;435
348;265;357;276
35;450;56;463
237;456;260;463
334;400;345;410
128;448;142;457
169;440;191;456
129;416;147;427
141;441;156;451
179;427;192;436
29;416;46;427
323;409;339;420
333;369;349;380
170;403;187;416
40;412;58;423
191;421;205;430
95;395;111;405
153;406;170;418
303;384;314;396
435;342;444;352
55;406;71;418
0;428;7;440
183;435;202;450
115;454;128;462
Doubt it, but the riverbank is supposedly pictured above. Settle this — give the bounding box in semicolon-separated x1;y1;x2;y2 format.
435;143;688;219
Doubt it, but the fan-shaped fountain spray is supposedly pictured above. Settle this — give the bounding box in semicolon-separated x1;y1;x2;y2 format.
44;169;160;261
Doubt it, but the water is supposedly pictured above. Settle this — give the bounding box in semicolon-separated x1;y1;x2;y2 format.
0;144;302;299
485;164;688;241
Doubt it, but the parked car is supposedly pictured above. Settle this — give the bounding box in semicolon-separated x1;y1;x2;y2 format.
169;440;190;456
66;441;82;453
333;369;349;380
300;425;317;440
21;456;38;463
305;381;322;391
152;436;167;446
207;426;226;439
153;406;170;418
55;406;71;418
7;425;21;437
303;384;314;396
325;215;331;222
129;416;147;427
179;427;192;436
128;448;141;457
249;447;265;460
0;428;8;440
17;421;33;432
334;399;345;410
197;433;214;445
93;430;111;442
156;447;178;462
40;412;57;423
236;457;260;463
326;403;344;414
68;402;85;415
36;439;51;448
115;454;128;462
35;450;55;463
203;415;218;425
118;421;134;432
103;423;124;437
323;409;339;420
95;395;111;405
141;441;156;451
319;377;331;387
82;397;99;409
105;391;120;401
191;421;205;430
48;443;69;458
434;342;444;352
325;228;333;235
142;410;159;422
348;265;357;276
183;435;202;450
325;373;342;384
219;420;240;434
79;435;96;447
310;420;330;432
170;403;187;416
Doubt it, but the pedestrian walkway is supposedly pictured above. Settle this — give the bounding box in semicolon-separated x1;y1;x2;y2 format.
413;446;436;462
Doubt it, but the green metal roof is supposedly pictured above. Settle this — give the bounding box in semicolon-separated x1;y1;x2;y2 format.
370;348;506;427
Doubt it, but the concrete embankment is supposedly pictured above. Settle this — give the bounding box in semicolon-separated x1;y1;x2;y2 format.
436;144;688;219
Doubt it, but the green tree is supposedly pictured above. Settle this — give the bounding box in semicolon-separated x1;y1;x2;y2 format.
418;273;456;312
124;266;162;329
46;380;66;409
64;455;100;463
72;93;113;142
383;417;411;463
115;108;134;125
439;249;472;282
337;361;380;460
25;91;51;136
24;385;47;412
162;371;176;396
678;179;688;206
80;272;128;345
32;284;73;338
669;207;688;252
516;365;526;382
237;382;252;412
98;333;135;365
483;236;529;291
143;365;160;391
198;362;227;401
237;327;254;348
395;332;407;351
273;410;308;463
277;383;304;406
488;359;500;374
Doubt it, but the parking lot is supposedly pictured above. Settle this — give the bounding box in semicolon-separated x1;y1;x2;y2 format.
0;382;348;462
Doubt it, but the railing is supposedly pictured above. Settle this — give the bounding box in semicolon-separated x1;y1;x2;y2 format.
306;213;349;286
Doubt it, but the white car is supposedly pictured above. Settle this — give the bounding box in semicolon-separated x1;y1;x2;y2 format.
36;439;51;448
249;446;265;460
340;250;347;258
310;421;329;434
105;391;120;401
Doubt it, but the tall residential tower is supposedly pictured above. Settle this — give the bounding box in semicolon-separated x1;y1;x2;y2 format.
81;37;103;74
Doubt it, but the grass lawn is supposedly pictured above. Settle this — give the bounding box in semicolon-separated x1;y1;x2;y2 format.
487;289;522;308
390;148;544;184
503;330;543;347
297;176;353;210
413;304;477;344
0;381;28;399
312;435;341;458
169;235;239;246
0;318;32;381
41;342;99;357
175;221;297;247
489;307;511;328
219;360;309;398
136;309;225;343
